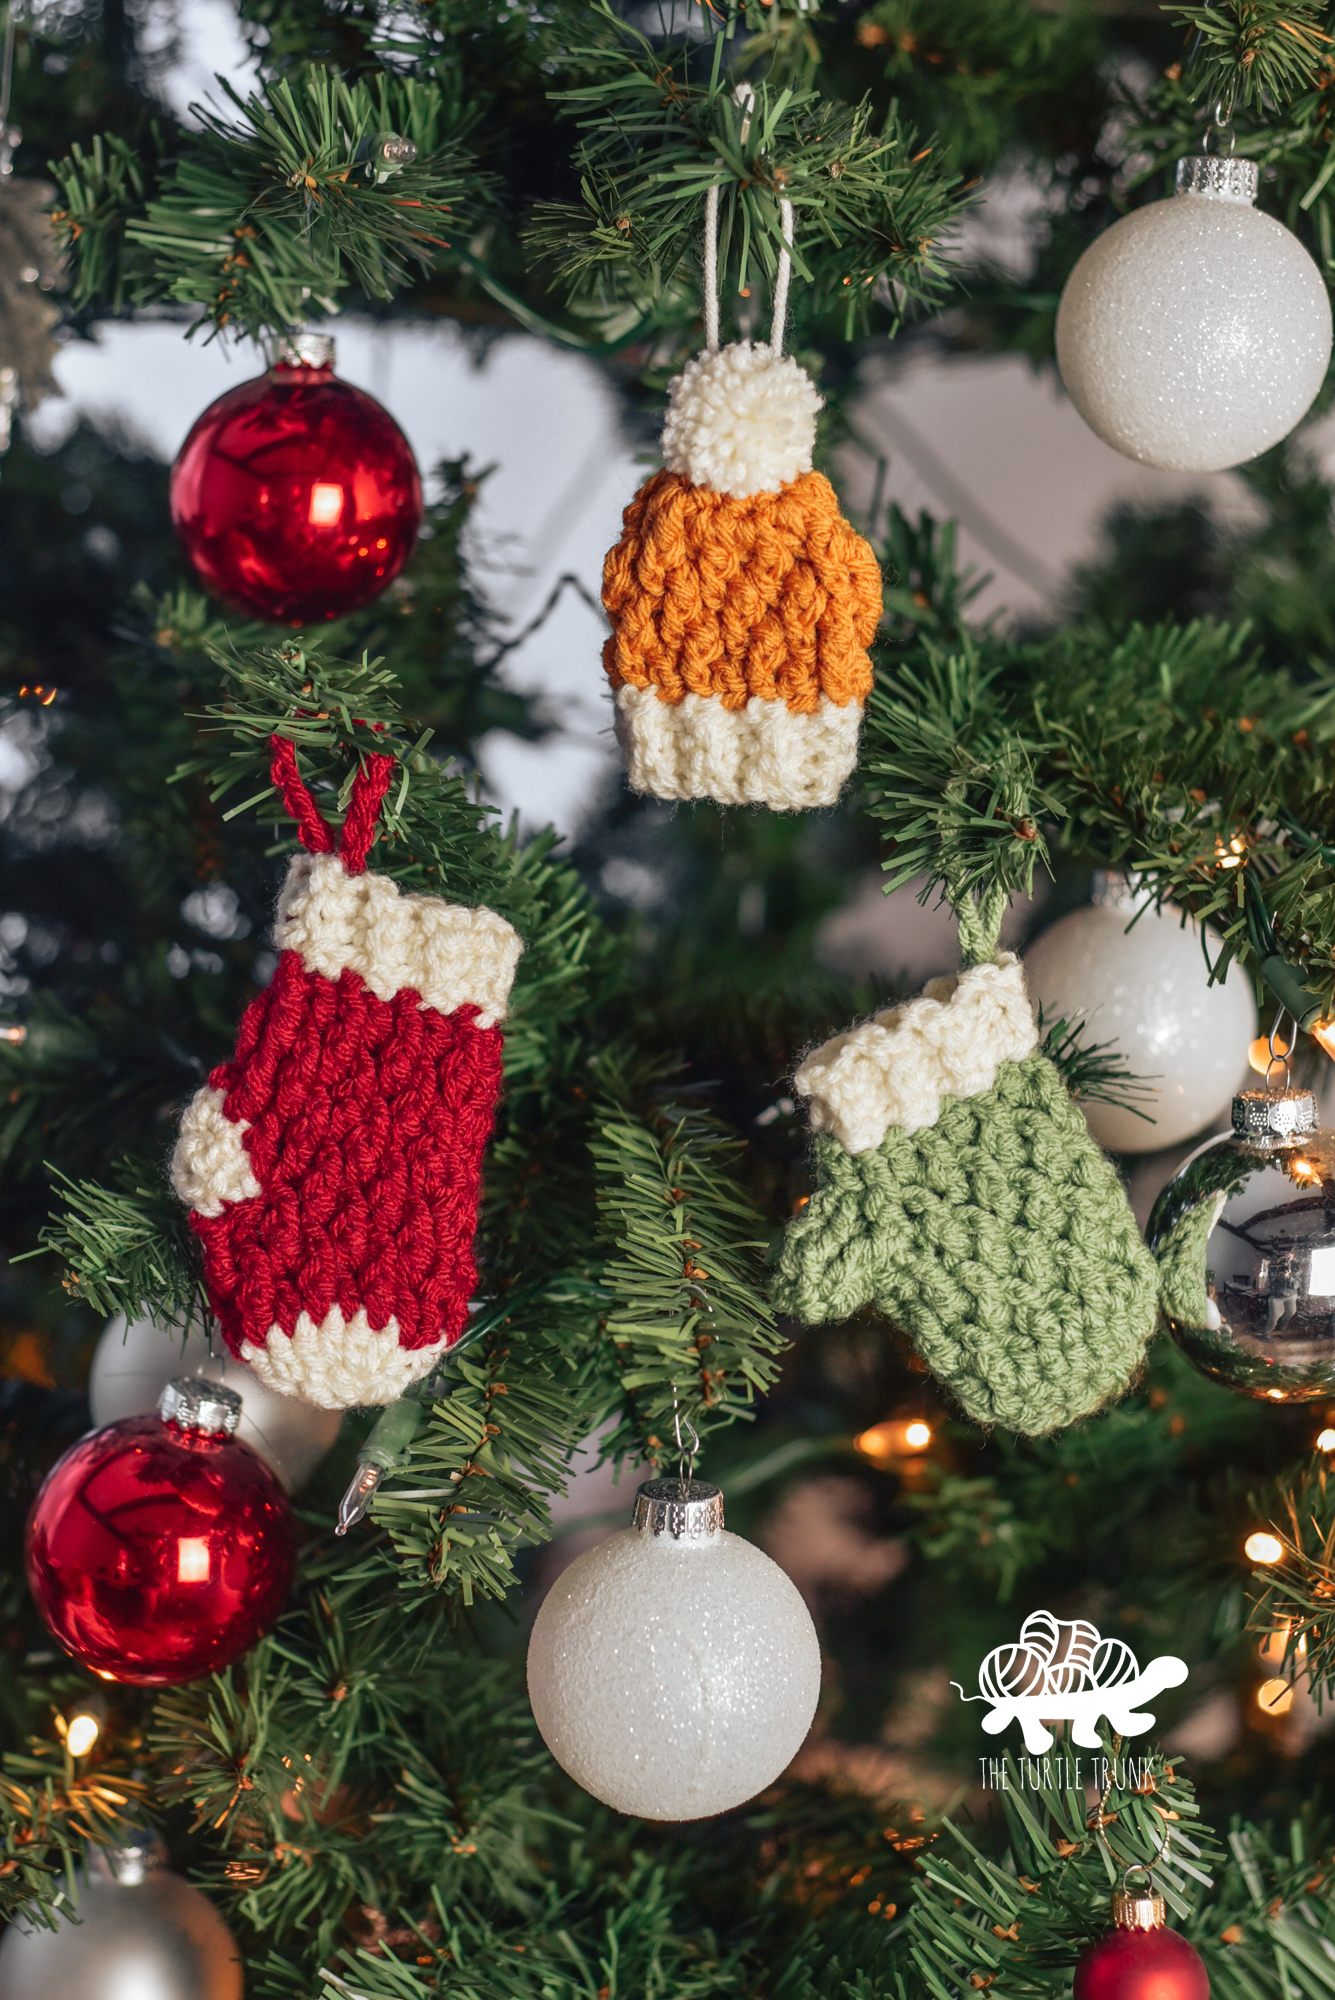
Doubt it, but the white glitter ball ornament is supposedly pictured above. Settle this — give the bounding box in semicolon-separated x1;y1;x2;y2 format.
89;1311;343;1491
1055;155;1332;472
527;1478;821;1820
1023;877;1256;1153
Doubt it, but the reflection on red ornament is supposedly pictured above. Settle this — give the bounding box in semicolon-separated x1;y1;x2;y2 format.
170;333;423;625
24;1379;296;1685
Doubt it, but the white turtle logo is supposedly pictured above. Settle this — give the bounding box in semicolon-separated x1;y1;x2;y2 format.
952;1611;1188;1755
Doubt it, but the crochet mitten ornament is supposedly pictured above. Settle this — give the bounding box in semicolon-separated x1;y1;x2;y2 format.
772;954;1159;1435
601;205;881;810
170;737;522;1410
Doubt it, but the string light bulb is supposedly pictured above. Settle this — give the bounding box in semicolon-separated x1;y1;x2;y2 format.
854;1419;934;1461
1249;1032;1292;1074
1245;1531;1285;1564
1257;1677;1295;1715
64;1711;100;1756
1313;1018;1335;1060
1318;1428;1335;1451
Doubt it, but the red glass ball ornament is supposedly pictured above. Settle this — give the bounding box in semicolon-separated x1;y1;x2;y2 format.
170;336;423;624
1074;1924;1210;2000
24;1379;297;1685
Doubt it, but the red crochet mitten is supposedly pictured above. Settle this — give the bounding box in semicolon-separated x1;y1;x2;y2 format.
170;738;523;1408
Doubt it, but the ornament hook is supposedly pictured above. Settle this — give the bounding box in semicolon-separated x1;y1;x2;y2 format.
1266;1008;1294;1096
671;1388;699;1488
1204;100;1237;156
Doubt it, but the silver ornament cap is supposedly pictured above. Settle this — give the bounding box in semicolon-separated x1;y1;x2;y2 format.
1175;155;1259;204
1231;1086;1317;1146
632;1477;724;1539
0;1833;243;2000
158;1376;242;1436
88;1832;165;1886
272;330;335;369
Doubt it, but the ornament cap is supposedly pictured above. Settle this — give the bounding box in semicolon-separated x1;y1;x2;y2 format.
1175;155;1259;204
1111;1885;1167;1930
1232;1086;1317;1146
87;1832;167;1887
271;330;336;370
633;1477;724;1539
158;1376;243;1437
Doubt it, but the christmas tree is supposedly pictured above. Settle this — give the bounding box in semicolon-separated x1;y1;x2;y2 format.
8;1;1335;1996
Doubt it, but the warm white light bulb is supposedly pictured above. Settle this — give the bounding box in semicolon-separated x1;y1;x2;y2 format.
1245;1531;1284;1564
1056;158;1332;473
65;1713;99;1757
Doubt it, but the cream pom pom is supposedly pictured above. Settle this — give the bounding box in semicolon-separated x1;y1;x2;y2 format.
661;340;822;497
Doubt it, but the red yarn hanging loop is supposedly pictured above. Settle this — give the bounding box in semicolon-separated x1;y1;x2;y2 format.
339;753;396;875
268;734;395;873
270;734;335;855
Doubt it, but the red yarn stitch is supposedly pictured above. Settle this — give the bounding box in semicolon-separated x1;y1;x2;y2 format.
191;951;502;1362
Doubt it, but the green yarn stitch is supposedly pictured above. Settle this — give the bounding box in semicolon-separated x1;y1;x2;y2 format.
772;1050;1158;1436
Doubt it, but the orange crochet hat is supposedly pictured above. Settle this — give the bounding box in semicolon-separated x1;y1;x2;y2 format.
601;338;882;809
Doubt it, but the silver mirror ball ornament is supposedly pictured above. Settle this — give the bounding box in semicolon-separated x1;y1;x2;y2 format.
1147;1086;1335;1399
90;1311;343;1491
526;1478;821;1821
0;1834;243;2000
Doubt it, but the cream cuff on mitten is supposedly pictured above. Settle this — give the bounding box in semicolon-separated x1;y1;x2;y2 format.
794;954;1039;1154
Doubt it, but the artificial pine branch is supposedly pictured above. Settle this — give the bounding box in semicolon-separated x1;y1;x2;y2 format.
1164;2;1332;112
590;1049;787;1471
1246;1457;1335;1700
531;4;968;340
54;68;483;338
30;1161;199;1325
894;1741;1335;1999
863;603;1335;1015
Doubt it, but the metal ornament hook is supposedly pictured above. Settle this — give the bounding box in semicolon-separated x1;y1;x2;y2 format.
671;1388;700;1487
1204;100;1237;156
1267;1008;1294;1096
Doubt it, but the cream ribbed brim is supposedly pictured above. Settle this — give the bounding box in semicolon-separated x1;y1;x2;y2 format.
244;1310;448;1409
614;686;862;809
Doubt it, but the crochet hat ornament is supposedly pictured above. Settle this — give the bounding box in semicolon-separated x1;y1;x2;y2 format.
601;192;883;810
170;736;522;1410
773;903;1159;1435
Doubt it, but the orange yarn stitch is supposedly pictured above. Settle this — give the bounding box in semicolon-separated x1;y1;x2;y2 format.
602;469;881;715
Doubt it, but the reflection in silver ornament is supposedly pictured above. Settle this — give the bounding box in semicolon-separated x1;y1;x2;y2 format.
1023;875;1255;1152
1148;1086;1335;1400
90;1312;342;1491
0;1834;242;2000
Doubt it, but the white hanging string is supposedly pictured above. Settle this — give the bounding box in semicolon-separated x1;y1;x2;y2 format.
704;180;721;353
772;198;793;356
701;182;794;356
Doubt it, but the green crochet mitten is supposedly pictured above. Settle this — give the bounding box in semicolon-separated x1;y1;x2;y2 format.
772;955;1158;1435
